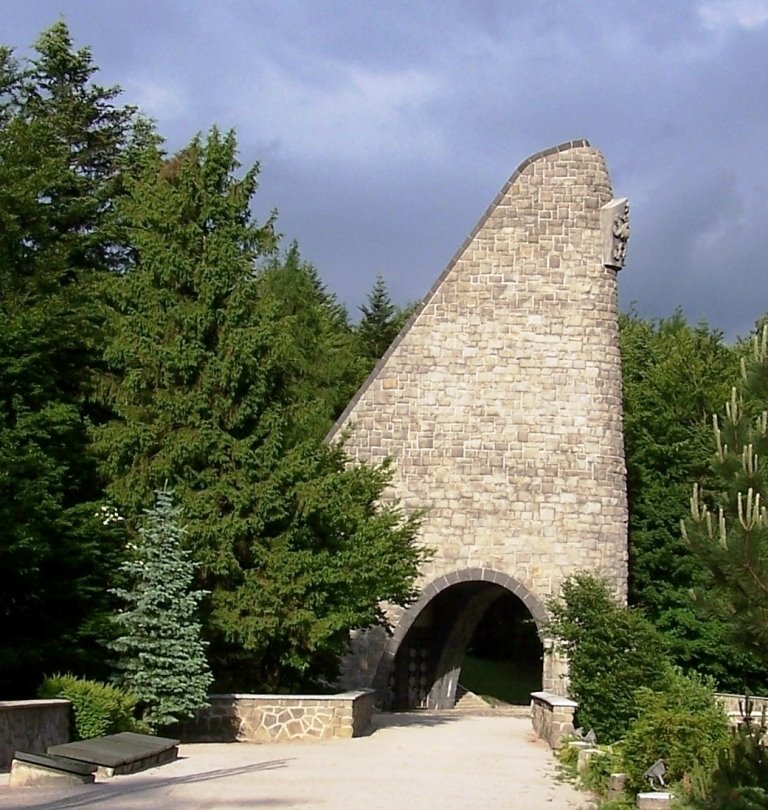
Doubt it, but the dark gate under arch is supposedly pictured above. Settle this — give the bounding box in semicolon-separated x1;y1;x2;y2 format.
373;568;548;709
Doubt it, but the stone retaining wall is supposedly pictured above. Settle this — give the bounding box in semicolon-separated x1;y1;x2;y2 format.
0;699;70;772
530;691;578;749
176;691;375;743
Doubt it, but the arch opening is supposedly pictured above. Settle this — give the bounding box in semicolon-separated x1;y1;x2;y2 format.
459;591;543;706
378;571;545;710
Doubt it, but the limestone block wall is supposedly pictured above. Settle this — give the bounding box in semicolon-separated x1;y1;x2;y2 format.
715;692;768;726
0;699;70;772
176;691;374;743
332;141;628;693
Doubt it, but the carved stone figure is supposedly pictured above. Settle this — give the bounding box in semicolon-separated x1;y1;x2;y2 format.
601;197;630;269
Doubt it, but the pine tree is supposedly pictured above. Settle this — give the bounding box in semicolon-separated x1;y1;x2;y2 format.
96;129;427;690
0;23;134;694
110;487;212;730
683;324;768;666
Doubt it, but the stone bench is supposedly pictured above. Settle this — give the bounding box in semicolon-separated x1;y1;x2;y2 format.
9;750;96;787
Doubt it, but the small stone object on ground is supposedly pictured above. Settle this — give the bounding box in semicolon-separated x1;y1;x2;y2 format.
636;791;674;809
608;772;627;800
643;758;666;790
47;731;179;777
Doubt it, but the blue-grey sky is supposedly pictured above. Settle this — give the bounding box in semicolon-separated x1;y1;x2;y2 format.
6;1;768;338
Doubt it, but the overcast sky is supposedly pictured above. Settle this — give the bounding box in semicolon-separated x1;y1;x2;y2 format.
6;1;768;339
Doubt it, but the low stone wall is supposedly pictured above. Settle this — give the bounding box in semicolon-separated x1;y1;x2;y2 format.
530;691;578;749
716;692;768;725
177;691;375;743
0;699;70;772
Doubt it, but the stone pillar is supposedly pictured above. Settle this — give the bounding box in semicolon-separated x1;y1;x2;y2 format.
530;691;578;748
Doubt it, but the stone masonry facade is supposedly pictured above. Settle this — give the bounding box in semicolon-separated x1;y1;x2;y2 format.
331;141;629;697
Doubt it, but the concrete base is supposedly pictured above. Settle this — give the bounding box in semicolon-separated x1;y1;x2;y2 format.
608;772;627;800
637;792;673;809
576;747;601;774
9;759;95;787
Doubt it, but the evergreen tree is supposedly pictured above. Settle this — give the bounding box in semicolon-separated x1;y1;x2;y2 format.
620;311;766;692
356;275;415;372
0;23;134;695
110;487;212;730
96;129;427;690
683;324;768;666
257;244;365;439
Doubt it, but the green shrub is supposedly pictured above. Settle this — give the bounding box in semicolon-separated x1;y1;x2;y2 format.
702;710;768;809
556;739;580;778
38;673;143;740
582;744;623;797
547;573;672;742
598;799;636;810
621;668;729;797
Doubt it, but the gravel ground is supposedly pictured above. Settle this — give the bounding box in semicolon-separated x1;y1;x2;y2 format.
0;712;594;809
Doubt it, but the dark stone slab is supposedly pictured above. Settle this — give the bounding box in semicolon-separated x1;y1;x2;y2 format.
13;750;96;776
48;732;180;775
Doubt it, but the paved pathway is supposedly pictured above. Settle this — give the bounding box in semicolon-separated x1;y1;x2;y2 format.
0;713;593;809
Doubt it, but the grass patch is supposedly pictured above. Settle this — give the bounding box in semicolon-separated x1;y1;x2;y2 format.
459;654;541;705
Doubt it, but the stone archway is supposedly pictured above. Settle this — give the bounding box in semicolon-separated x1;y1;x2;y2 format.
372;568;547;709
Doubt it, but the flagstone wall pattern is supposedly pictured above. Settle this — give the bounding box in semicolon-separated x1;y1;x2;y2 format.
176;691;375;743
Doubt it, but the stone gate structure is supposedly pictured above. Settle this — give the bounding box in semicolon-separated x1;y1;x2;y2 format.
329;140;629;708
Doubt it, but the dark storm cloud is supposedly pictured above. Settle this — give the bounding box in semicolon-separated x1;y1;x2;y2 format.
6;0;768;337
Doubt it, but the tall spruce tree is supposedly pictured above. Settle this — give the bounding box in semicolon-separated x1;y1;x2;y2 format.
96;129;427;690
110;487;212;730
0;23;133;694
356;275;415;373
683;324;768;666
257;244;365;439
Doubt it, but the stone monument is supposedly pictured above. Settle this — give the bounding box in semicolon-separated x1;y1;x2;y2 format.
329;140;629;707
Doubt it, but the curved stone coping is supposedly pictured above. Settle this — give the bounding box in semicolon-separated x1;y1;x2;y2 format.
715;692;768;724
530;691;578;709
715;691;768;706
213;691;372;701
0;699;70;710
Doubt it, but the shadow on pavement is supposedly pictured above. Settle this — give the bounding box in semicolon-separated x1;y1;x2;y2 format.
367;711;462;732
10;758;293;810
